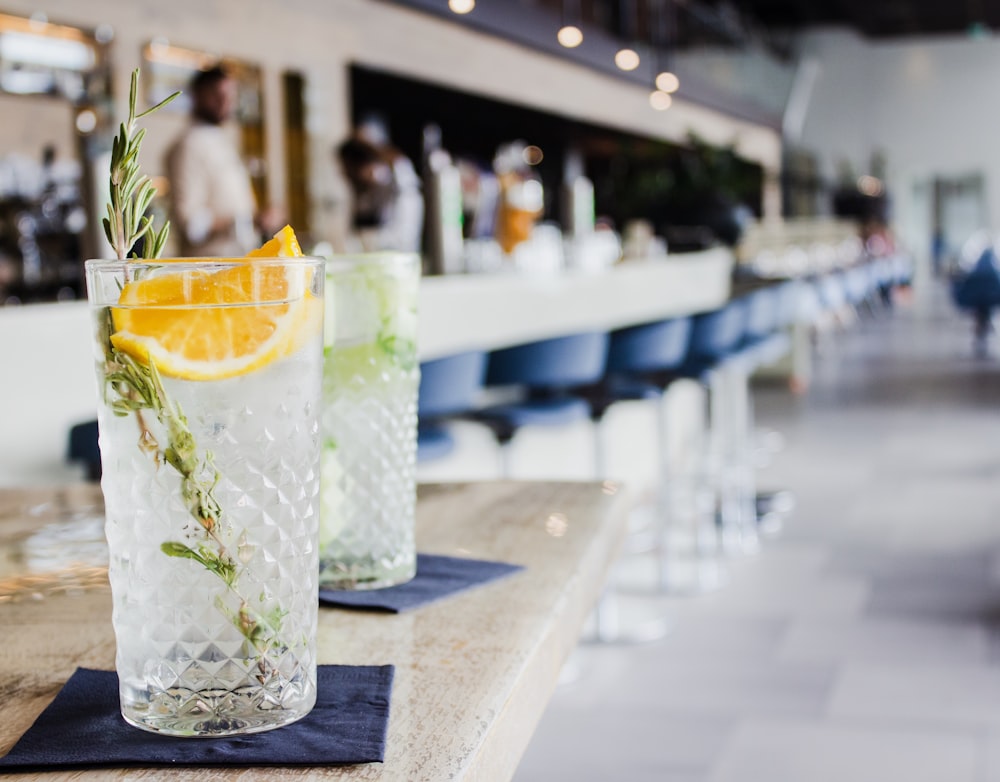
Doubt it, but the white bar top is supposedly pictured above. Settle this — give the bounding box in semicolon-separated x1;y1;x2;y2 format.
418;248;733;359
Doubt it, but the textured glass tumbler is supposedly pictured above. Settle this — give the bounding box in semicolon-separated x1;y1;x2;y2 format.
319;253;420;589
86;258;324;737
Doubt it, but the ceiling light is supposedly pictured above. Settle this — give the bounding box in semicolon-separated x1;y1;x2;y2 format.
448;0;475;14
655;71;679;93
557;25;583;48
615;48;640;71
649;90;672;111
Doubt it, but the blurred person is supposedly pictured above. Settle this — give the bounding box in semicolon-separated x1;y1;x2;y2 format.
165;66;281;256
951;232;1000;357
335;122;423;253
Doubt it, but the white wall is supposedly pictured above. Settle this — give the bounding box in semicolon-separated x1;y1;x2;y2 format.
0;94;76;165
798;28;1000;275
0;0;781;243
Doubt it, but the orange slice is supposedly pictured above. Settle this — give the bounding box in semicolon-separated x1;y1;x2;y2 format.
110;226;322;381
246;224;302;258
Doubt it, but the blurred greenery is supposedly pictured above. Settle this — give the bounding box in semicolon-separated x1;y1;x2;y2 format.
591;132;762;246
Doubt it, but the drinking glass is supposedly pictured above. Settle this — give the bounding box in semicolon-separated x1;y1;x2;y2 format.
319;253;420;589
86;257;324;736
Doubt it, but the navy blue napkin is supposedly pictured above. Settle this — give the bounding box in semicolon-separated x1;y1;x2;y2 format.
319;553;523;613
0;665;393;771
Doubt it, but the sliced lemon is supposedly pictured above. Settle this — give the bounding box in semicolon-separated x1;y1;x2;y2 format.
110;227;322;381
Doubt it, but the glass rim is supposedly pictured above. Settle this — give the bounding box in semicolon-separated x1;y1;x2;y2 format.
85;257;324;308
85;256;324;272
324;251;420;275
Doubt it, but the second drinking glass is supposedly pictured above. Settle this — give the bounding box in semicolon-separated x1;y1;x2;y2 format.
320;253;420;589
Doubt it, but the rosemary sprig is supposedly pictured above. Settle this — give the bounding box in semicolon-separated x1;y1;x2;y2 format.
98;68;285;656
103;69;177;261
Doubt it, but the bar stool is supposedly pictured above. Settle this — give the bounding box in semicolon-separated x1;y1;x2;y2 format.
67;420;101;482
728;284;797;541
748;280;798;531
816;270;848;315
673;298;754;556
480;332;608;477
844;264;876;315
417;351;487;462
483;332;671;643
588;316;727;594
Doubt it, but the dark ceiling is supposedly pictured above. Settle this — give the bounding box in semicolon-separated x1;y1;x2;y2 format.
727;0;1000;39
534;0;1000;42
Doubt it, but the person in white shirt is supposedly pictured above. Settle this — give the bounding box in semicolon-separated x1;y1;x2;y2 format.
165;66;279;256
336;123;423;254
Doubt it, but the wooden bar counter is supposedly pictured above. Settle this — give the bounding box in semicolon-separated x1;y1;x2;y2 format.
0;480;631;780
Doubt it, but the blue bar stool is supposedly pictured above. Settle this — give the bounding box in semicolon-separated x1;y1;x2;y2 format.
844;264;874;314
483;332;671;643
67;420;101;482
480;332;608;476
417;351;487;462
591;316;706;593
675;298;755;556
729;284;798;542
750;280;798;530
816;271;848;314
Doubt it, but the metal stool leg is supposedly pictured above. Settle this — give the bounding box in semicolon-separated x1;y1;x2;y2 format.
653;387;727;595
731;365;760;556
584;411;670;645
710;369;741;553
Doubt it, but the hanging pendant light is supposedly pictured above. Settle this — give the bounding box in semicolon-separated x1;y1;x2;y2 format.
653;0;680;95
557;0;583;48
616;48;641;70
615;0;641;71
649;90;672;110
656;70;679;93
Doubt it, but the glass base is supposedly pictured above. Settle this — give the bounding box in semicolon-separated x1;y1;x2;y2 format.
319;554;416;590
121;684;316;737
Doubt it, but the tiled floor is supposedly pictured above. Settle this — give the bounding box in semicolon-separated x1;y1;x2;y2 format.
514;284;1000;782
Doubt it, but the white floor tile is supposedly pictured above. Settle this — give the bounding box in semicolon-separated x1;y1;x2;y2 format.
778;617;990;666
709;719;980;782
516;706;731;782
828;663;1000;729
